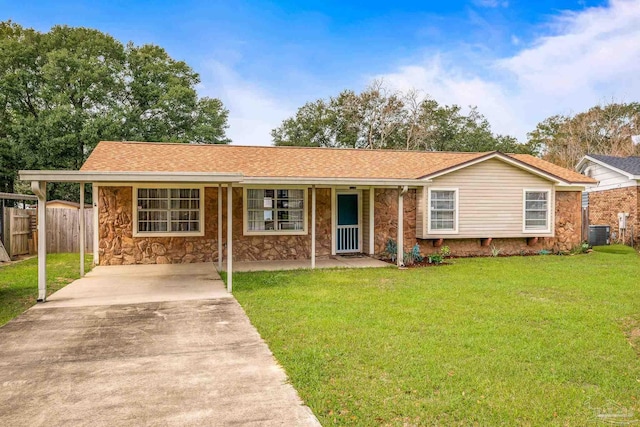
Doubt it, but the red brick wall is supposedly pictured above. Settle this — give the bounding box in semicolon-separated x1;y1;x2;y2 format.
373;189;583;258
588;187;639;245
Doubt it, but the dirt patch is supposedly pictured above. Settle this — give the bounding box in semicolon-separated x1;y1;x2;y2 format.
380;259;451;268
620;317;640;356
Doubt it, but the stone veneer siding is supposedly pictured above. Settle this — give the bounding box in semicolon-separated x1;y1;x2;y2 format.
99;186;583;265
98;186;331;265
373;188;583;257
588;187;639;245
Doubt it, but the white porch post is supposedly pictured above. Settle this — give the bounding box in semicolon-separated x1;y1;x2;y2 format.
79;183;85;277
226;184;233;292
397;186;407;267
218;184;222;270
311;185;316;269
92;184;99;265
369;188;375;255
31;181;47;302
330;188;336;256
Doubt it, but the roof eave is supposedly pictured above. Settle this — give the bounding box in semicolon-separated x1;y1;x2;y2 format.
19;170;244;183
240;176;425;187
579;155;637;180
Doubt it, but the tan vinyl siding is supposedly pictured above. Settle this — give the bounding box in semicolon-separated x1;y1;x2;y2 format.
362;189;370;253
419;158;555;238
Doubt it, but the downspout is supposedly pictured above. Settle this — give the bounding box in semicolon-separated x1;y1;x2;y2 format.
31;181;47;302
397;185;408;268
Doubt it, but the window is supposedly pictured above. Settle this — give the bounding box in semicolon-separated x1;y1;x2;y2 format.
429;189;458;233
245;188;306;234
524;190;550;231
135;188;203;235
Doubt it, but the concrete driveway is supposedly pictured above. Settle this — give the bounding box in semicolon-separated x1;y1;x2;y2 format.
0;263;320;427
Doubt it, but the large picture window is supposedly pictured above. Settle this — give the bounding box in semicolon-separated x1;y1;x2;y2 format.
428;188;458;233
245;188;306;234
524;190;550;231
135;188;203;235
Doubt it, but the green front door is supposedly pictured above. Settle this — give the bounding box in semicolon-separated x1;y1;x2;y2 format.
337;193;360;253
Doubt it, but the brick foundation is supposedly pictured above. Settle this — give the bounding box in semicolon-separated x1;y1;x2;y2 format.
373;189;583;259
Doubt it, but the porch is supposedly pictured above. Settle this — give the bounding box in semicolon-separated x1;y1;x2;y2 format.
18;168;412;303
220;254;390;272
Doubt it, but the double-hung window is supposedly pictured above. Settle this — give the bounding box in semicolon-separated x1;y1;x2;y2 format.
428;188;458;233
245;188;306;234
135;187;203;236
524;190;550;232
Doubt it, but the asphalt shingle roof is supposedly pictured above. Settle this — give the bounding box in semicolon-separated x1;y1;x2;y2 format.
81;141;595;184
589;154;640;176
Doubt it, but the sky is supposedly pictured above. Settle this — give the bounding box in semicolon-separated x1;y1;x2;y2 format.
2;0;639;146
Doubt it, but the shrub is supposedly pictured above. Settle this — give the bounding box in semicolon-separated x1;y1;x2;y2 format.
490;244;502;257
440;245;451;258
385;239;397;263
428;253;443;264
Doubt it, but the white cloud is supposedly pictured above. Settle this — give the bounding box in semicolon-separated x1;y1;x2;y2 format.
199;61;294;146
377;0;640;141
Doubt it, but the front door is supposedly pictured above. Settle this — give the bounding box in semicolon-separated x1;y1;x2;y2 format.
336;193;360;253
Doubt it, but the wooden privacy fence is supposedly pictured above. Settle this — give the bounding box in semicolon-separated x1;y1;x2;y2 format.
46;208;94;254
2;208;32;257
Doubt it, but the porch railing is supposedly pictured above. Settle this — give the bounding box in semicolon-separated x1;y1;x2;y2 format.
337;225;359;253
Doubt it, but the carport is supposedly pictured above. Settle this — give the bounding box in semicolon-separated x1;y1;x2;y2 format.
18;170;242;301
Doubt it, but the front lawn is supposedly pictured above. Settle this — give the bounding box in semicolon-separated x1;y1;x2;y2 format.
234;246;640;426
0;254;93;326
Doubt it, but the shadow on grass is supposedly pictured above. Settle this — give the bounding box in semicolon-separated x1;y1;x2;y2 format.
593;245;638;255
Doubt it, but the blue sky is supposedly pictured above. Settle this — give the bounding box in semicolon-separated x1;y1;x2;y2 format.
2;0;638;145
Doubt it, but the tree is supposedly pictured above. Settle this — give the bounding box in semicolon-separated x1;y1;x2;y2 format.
271;80;530;154
527;103;640;169
0;21;230;200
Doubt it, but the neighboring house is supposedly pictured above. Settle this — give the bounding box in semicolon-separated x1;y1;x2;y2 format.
47;200;92;209
577;154;640;245
22;141;594;269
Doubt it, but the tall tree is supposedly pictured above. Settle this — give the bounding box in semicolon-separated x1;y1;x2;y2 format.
272;80;530;154
527;103;640;168
0;21;230;200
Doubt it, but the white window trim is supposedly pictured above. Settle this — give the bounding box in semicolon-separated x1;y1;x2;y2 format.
243;186;309;236
427;187;459;234
132;184;205;238
522;188;552;234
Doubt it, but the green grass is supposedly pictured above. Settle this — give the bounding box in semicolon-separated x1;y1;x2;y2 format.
0;254;93;326
233;246;640;426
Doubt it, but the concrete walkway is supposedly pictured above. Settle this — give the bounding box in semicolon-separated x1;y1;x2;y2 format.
222;255;391;272
0;263;320;427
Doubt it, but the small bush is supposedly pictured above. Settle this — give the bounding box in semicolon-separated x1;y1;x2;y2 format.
490;244;502;257
385;239;397;263
428;253;443;264
440;245;451;258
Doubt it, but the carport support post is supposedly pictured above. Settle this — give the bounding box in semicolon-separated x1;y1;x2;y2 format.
397;186;407;267
311;185;316;269
31;181;47;302
218;184;222;270
79;183;85;277
226;184;233;292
